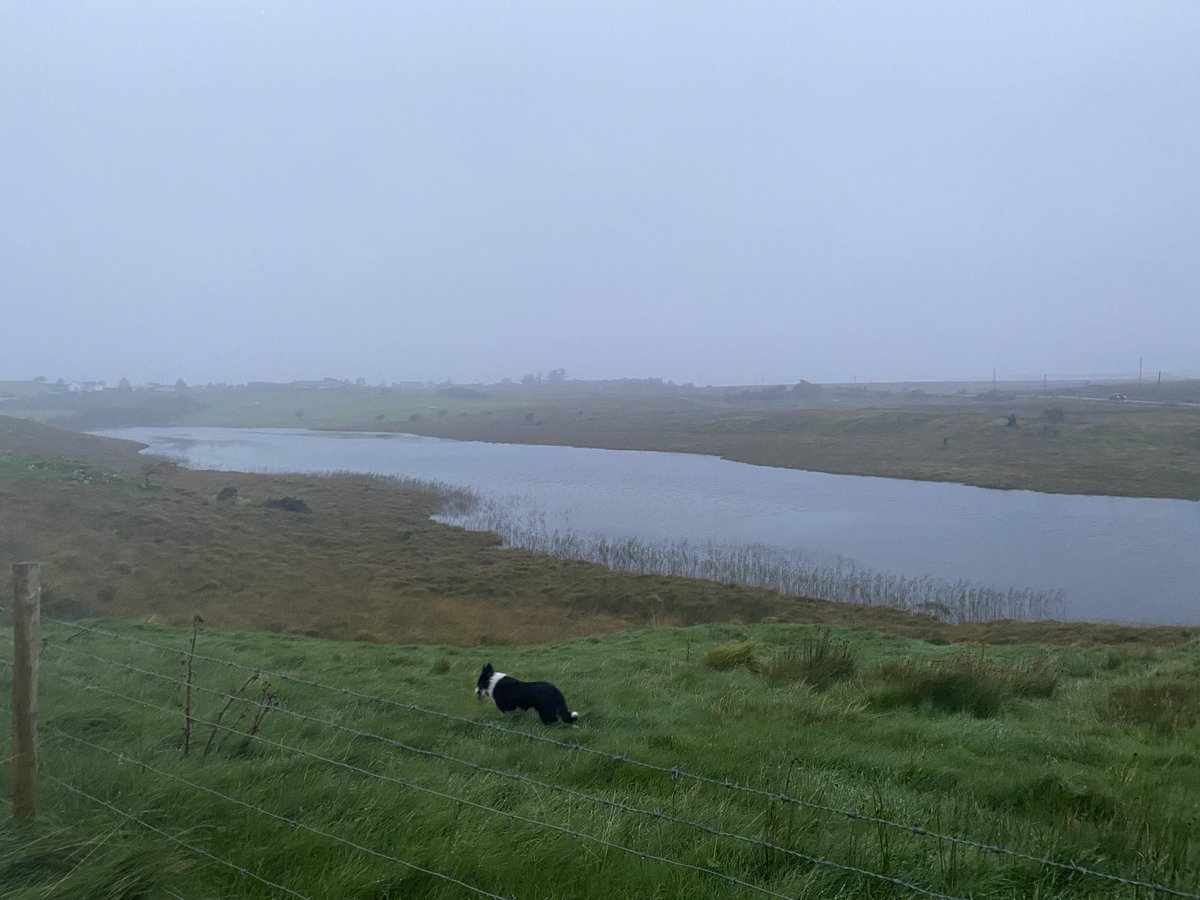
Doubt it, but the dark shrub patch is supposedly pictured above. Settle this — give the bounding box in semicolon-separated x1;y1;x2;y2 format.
1103;678;1200;734
875;655;1008;717
1011;655;1058;698
704;640;762;673
264;497;311;513
873;651;1059;718
992;773;1117;824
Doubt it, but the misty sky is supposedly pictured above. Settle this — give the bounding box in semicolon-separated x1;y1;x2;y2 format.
3;3;1198;387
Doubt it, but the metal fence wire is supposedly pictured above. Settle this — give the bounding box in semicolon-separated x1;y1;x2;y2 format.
1;612;1197;900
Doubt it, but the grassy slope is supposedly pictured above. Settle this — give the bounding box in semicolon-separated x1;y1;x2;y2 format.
1;620;1197;898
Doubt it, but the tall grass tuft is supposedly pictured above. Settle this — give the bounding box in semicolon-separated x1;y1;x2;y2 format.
703;641;762;672
1103;678;1200;733
874;653;1023;717
1011;654;1058;698
763;631;857;690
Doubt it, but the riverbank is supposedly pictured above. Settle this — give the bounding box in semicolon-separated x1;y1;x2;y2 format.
387;395;1200;501
2;415;1195;649
7;377;1198;500
104;425;1198;626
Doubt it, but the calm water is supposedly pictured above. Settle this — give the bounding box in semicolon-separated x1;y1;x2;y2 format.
97;427;1200;625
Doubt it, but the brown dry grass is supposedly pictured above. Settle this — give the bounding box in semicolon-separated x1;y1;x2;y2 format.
384;392;1200;500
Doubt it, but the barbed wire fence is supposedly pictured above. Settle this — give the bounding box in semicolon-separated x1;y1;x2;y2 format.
3;582;1199;898
27;641;962;900
3;657;951;900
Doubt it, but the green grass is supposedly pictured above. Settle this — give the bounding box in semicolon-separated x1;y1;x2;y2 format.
871;653;1045;718
762;631;858;690
1;620;1198;898
703;640;763;672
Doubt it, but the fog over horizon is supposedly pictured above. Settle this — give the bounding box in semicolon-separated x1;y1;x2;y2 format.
3;3;1198;389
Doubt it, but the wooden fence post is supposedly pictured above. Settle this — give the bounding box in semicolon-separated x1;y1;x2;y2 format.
12;562;41;824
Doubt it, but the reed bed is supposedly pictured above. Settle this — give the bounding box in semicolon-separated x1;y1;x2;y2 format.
440;494;1067;623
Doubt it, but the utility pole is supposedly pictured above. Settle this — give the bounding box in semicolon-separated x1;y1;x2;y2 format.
1139;357;1143;383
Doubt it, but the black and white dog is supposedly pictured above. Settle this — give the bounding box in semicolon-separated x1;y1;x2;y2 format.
475;663;579;726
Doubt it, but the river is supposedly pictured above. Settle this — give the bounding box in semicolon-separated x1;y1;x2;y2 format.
95;426;1200;626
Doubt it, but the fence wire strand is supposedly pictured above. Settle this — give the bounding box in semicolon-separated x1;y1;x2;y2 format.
44;775;312;899
32;615;1200;900
39;722;512;900
42;638;963;900
31;665;804;900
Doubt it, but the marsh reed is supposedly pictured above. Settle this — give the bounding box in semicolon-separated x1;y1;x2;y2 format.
438;492;1067;623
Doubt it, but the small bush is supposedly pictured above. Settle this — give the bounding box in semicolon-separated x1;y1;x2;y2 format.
264;497;310;513
763;632;857;691
704;641;762;673
874;652;1059;717
1103;678;1200;734
993;773;1116;823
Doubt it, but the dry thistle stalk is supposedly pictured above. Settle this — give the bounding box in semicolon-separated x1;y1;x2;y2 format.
181;613;204;754
203;671;261;758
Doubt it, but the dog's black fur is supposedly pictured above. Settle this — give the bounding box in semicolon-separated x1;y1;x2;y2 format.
475;663;579;726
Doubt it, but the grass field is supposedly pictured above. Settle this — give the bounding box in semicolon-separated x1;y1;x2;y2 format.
1;618;1198;898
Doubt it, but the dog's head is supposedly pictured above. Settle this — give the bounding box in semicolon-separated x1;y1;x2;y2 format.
475;663;495;702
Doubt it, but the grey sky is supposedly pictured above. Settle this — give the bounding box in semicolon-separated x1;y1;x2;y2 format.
3;2;1198;387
